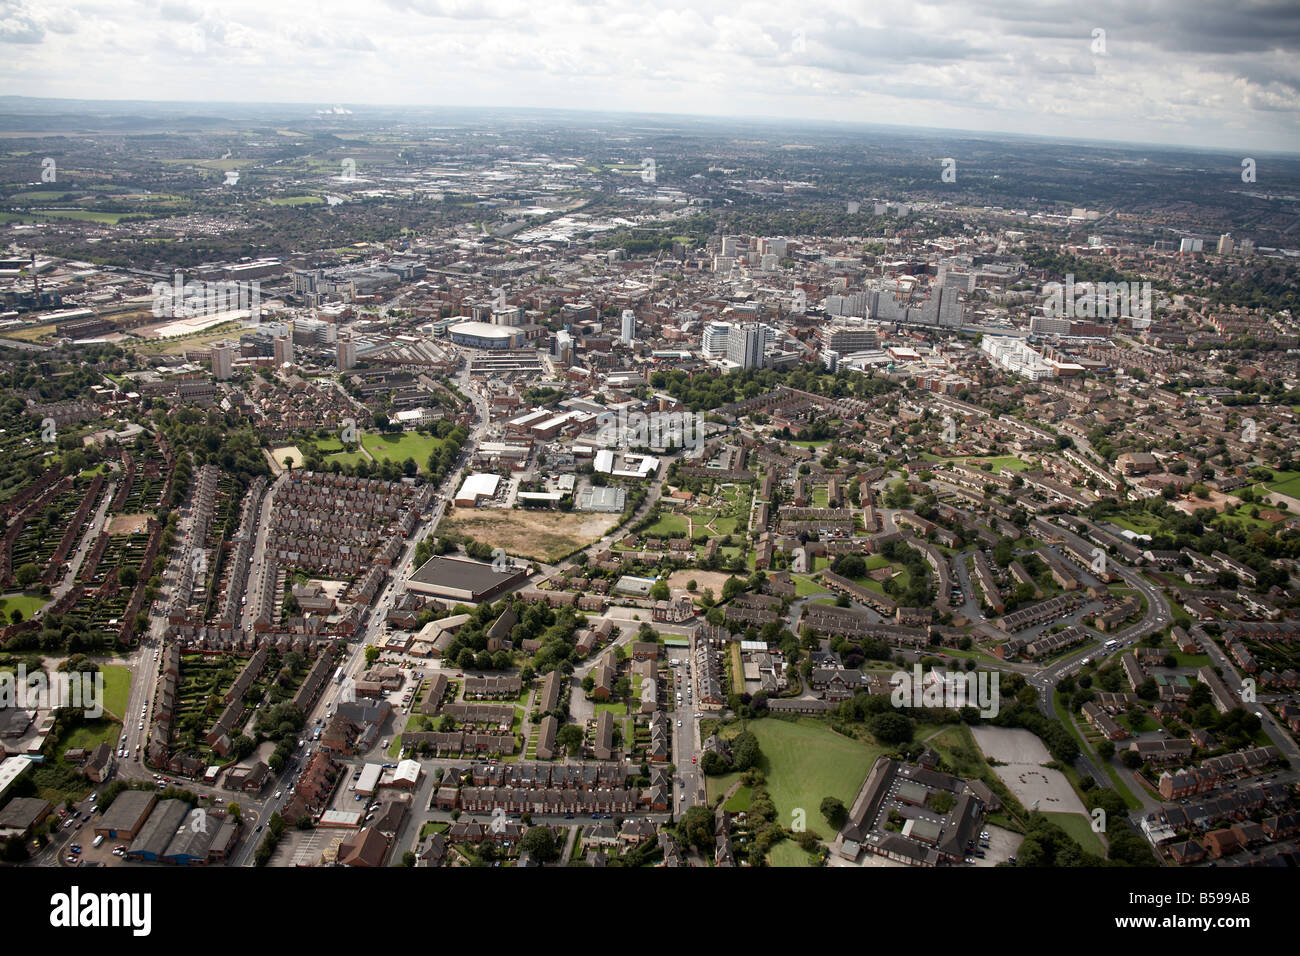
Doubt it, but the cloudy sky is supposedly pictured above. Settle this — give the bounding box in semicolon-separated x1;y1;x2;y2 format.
2;0;1299;150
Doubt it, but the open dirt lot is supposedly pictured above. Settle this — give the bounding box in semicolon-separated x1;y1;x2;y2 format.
107;514;151;535
439;507;617;563
271;445;305;469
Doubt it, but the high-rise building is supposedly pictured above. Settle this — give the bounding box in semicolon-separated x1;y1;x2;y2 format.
211;343;233;380
1217;234;1234;255
336;333;357;371
1029;315;1071;336
620;309;636;345
293;269;321;295
273;335;293;367
554;329;573;365
702;321;730;359
822;326;879;353
727;322;764;369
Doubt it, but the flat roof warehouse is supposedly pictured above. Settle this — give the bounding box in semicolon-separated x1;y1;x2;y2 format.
406;555;530;603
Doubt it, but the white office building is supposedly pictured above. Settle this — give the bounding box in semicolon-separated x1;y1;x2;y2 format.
702;321;731;359
727;322;765;370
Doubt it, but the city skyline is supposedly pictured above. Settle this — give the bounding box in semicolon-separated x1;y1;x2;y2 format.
1;0;1299;151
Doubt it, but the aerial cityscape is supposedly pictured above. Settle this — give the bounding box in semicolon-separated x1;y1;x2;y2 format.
0;0;1296;925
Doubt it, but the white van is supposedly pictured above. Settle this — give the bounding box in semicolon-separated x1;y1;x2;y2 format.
92;834;105;848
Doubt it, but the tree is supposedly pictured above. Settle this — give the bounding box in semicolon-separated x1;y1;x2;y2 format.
731;731;761;772
520;826;559;862
556;723;584;757
868;712;913;745
15;563;40;589
364;645;380;666
678;805;715;851
118;566;138;590
820;796;847;829
649;579;670;601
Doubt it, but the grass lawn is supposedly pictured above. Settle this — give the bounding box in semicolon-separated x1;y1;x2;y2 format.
361;431;443;472
920;454;1031;472
100;665;131;720
1042;811;1107;857
714;718;884;825
1263;470;1300;498
0;593;48;620
643;513;689;536
924;724;990;778
768;838;816;867
723;785;752;813
1108;514;1164;535
791;574;827;596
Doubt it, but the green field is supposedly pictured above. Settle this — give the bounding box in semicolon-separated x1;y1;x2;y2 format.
920;454;1031;472
100;665;131;721
1263;470;1300;499
706;718;883;826
1041;811;1107;857
9;209;137;224
768;838;816;867
791;574;827;596
0;593;48;620
267;195;325;205
361;431;443;472
642;513;689;537
1107;513;1164;535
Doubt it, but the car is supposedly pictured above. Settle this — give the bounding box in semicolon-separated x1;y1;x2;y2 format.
66;855;79;864
256;824;263;832
964;856;975;864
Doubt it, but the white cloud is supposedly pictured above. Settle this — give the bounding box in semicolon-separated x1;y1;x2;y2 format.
0;0;1294;149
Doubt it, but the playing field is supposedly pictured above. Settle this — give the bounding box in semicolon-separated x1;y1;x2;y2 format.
438;508;617;563
361;432;444;472
705;718;884;827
